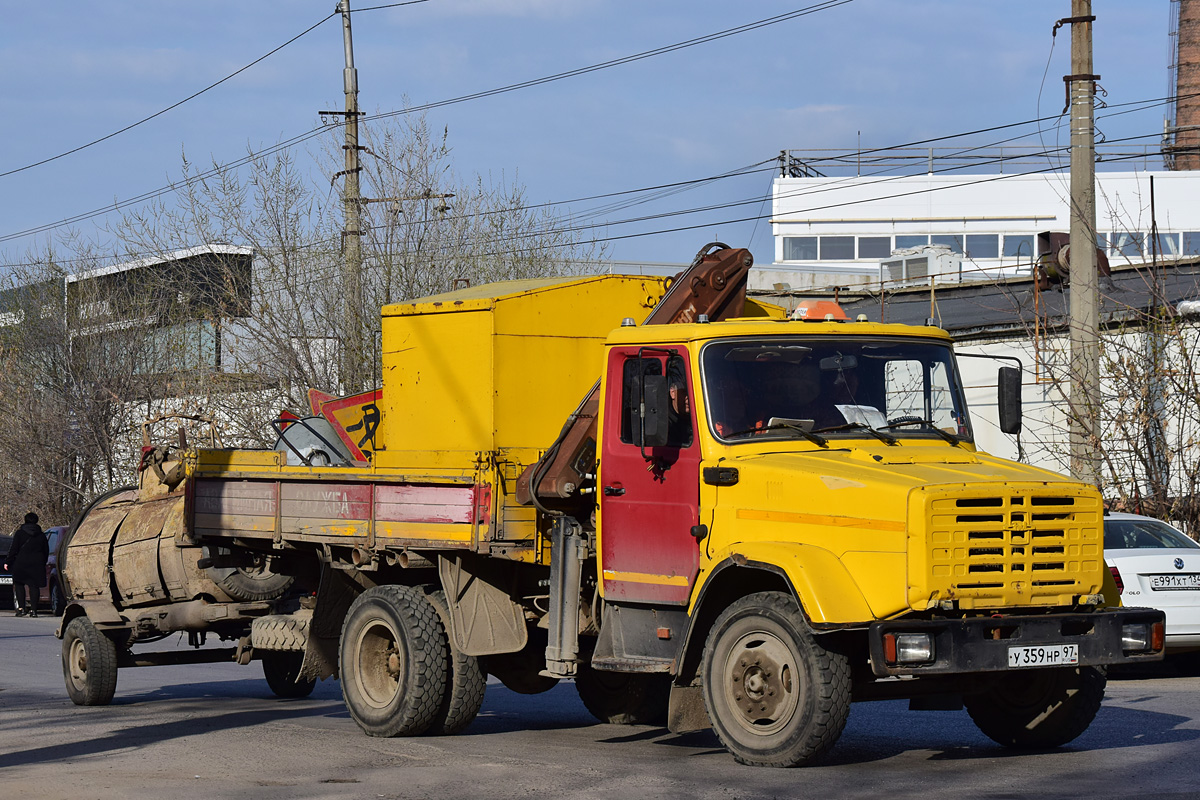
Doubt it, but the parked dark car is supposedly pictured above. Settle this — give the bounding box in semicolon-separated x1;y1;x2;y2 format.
0;533;13;610
39;526;66;616
2;526;66;614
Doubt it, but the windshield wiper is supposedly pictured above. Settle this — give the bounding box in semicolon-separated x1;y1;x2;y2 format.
878;418;961;445
811;422;898;445
722;423;828;447
764;423;828;447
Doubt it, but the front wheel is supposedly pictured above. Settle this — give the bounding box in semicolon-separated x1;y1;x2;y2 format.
262;651;316;698
965;666;1106;748
62;616;119;706
339;585;448;737
701;592;850;767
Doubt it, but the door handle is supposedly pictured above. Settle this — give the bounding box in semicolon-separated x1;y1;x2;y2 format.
603;485;625;496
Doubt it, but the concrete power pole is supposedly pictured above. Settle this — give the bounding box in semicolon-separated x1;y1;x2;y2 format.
1066;0;1101;487
340;0;365;393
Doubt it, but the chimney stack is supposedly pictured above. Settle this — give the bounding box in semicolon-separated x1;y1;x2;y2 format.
1172;0;1200;169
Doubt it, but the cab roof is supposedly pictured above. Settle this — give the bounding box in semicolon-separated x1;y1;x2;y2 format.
604;317;955;346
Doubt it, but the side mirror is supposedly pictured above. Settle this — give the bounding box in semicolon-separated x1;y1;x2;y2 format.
640;374;670;452
998;366;1022;435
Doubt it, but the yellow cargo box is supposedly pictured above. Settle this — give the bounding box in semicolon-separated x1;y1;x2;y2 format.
379;275;669;463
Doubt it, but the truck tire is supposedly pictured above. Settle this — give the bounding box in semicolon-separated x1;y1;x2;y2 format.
205;547;294;602
339;585;448;737
425;589;487;735
965;665;1106;749
701;591;851;767
262;650;316;698
575;665;670;725
62;616;119;706
251;613;310;651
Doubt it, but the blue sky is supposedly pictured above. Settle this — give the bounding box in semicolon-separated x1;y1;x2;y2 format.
0;1;1173;268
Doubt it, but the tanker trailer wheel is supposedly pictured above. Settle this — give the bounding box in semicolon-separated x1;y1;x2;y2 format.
425;589;486;735
575;665;670;725
701;591;851;767
965;665;1106;749
262;651;316;699
340;585;448;737
205;546;294;602
62;617;119;706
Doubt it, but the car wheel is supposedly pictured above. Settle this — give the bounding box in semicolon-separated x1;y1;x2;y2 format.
50;583;65;617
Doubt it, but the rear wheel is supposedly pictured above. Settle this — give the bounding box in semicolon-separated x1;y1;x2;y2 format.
575;665;671;725
425;590;487;735
62;616;119;706
262;651;316;698
339;585;448;737
701;591;851;767
965;666;1105;749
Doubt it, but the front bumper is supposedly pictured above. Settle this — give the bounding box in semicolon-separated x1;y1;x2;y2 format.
868;607;1165;677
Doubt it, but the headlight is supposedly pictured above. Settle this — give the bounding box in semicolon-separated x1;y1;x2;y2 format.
883;632;935;665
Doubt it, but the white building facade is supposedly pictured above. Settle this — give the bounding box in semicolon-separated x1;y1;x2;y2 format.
763;160;1200;291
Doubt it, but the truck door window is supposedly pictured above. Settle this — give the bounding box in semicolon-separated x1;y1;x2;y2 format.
619;354;693;448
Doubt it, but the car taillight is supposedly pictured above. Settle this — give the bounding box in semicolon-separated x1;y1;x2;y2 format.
1110;565;1124;594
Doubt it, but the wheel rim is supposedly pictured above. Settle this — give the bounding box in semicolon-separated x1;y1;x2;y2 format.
721;630;802;737
353;616;404;709
68;637;89;690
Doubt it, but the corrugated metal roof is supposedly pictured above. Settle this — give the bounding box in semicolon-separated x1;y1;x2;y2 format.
825;258;1200;340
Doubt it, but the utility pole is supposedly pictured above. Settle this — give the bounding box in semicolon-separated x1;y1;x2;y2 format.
340;0;364;393
1065;1;1101;486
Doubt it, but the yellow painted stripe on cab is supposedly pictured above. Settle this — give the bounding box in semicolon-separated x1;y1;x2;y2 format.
602;569;690;586
736;508;905;532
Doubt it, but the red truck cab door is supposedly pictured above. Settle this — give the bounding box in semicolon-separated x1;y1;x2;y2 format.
598;347;701;605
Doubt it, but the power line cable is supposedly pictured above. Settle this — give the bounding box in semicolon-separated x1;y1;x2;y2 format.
0;0;434;181
0;1;853;245
0;12;339;180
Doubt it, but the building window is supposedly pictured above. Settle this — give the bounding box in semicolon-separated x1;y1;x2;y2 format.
1184;232;1200;255
1111;232;1145;258
965;234;999;259
858;237;891;259
783;237;817;260
895;235;929;250
930;235;964;254
819;236;855;260
1154;233;1181;258
1003;235;1034;260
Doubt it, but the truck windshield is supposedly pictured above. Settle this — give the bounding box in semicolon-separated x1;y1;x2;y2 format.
701;336;973;443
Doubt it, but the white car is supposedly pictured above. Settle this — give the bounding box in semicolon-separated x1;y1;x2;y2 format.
1104;512;1200;653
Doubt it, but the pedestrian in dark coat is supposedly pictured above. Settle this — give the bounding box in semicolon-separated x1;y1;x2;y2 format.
4;512;48;617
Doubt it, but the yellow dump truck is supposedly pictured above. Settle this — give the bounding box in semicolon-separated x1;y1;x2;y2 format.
57;245;1164;767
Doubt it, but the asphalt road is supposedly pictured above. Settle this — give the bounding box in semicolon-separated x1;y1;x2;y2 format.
2;612;1198;800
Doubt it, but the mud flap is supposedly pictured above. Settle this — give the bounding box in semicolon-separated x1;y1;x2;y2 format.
438;554;528;657
301;563;359;681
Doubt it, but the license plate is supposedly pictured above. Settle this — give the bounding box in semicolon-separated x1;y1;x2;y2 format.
1150;573;1200;591
1008;644;1079;668
0;576;11;585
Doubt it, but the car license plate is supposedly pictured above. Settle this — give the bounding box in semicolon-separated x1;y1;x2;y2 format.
1150;573;1200;590
0;576;11;585
1008;644;1079;668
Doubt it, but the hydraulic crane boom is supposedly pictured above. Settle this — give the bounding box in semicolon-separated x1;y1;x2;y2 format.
516;242;753;510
